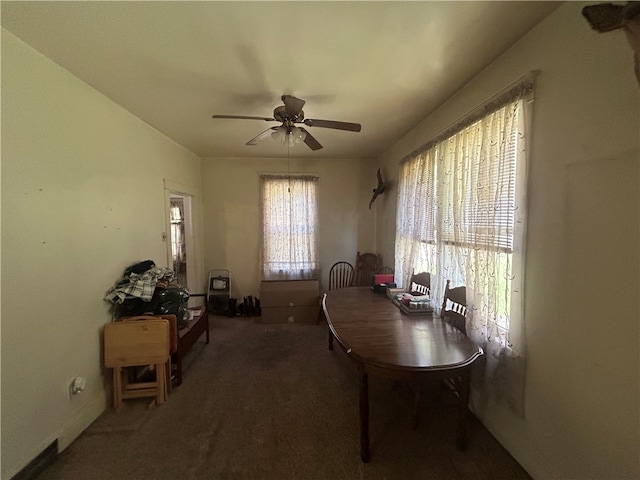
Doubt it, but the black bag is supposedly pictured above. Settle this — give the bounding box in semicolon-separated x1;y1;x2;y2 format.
154;286;190;328
371;282;397;294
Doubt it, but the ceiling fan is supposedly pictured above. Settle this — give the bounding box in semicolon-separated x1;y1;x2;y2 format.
212;95;361;151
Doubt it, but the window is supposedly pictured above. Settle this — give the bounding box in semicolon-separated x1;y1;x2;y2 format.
169;197;186;286
395;76;534;415
261;175;319;280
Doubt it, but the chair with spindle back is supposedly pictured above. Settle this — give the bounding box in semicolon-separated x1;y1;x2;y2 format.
411;279;468;429
417;280;469;427
408;271;430;296
441;280;467;335
328;261;355;290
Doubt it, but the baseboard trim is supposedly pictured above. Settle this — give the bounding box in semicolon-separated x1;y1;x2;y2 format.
58;393;108;450
10;440;58;480
7;394;108;479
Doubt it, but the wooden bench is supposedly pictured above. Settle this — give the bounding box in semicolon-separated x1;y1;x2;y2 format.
173;306;209;385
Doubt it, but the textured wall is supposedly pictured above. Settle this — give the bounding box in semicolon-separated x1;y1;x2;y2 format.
1;29;204;479
199;156;375;297
375;3;639;478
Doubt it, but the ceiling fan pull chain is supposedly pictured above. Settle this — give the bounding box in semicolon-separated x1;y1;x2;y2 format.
287;142;291;192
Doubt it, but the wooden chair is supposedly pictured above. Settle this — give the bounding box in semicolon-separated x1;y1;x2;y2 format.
328;261;355;290
377;266;394;275
441;280;467;335
405;271;432;427
104;319;170;409
413;280;467;428
354;251;382;286
408;271;430;296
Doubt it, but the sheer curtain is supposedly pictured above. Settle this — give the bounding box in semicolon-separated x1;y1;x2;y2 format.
170;198;186;271
395;75;534;415
261;175;319;281
395;149;436;290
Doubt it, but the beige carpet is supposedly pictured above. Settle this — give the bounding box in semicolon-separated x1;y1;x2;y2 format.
37;316;531;480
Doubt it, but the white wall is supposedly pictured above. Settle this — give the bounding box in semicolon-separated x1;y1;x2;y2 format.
4;2;637;478
376;3;639;479
200;156;376;297
0;29;205;479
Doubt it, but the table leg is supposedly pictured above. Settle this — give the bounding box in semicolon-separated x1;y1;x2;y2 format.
156;363;166;404
359;367;370;463
175;355;183;386
456;373;470;450
113;367;122;410
412;379;421;429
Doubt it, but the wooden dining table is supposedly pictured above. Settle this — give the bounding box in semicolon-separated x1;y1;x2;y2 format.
322;286;483;462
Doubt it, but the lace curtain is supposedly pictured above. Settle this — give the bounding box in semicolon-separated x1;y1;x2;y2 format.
395;76;534;415
170;198;186;267
261;175;320;281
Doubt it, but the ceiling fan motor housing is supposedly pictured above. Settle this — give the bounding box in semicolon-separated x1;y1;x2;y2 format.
273;105;304;124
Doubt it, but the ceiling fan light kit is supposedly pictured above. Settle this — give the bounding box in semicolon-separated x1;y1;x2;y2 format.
271;125;307;147
212;95;361;151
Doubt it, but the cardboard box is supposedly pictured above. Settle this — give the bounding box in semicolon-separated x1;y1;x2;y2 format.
373;273;395;285
260;280;319;323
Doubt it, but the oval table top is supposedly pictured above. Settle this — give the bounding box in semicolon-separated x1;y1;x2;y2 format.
323;286;483;373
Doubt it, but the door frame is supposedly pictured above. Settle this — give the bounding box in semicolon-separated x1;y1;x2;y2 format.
163;179;200;296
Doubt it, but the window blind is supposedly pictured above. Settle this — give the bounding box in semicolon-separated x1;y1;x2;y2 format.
438;102;520;252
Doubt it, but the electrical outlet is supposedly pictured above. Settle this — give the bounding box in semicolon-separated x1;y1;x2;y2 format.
71;377;87;394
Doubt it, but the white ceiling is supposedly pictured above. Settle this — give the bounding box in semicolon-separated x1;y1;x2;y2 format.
1;1;560;159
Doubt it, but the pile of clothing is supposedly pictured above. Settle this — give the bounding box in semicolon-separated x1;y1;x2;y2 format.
104;260;190;327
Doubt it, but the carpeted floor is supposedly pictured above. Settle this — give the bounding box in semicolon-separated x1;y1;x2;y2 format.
37;316;531;480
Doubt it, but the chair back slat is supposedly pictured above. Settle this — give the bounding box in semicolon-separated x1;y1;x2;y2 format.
329;261;355;290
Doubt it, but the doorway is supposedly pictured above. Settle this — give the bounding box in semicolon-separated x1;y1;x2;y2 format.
167;193;194;291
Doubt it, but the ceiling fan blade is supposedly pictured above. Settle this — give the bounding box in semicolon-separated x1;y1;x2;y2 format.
246;127;278;146
212;114;275;121
303;118;361;132
300;128;323;151
582;3;625;32
282;95;306;116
